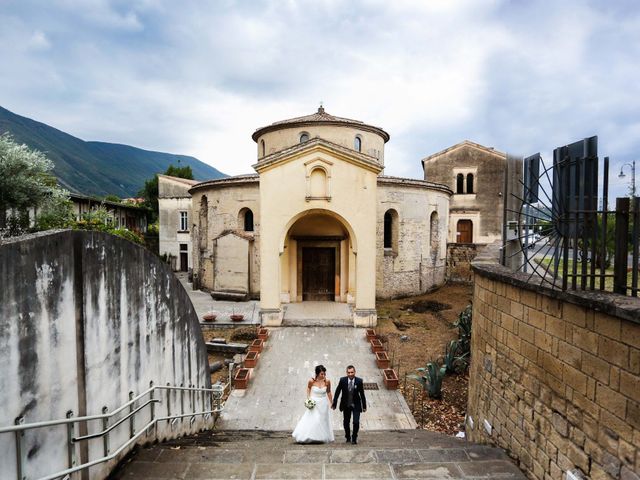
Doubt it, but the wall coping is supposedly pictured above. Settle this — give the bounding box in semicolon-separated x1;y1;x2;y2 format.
472;262;640;324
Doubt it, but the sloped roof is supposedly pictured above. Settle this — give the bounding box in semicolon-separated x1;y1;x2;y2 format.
157;174;200;186
421;140;506;165
252;107;390;142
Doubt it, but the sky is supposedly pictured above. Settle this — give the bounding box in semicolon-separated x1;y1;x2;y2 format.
1;0;639;199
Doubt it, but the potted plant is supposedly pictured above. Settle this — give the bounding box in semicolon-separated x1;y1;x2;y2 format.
383;368;399;389
230;313;244;322
249;338;264;353
202;312;217;322
375;351;390;369
234;368;250;389
257;327;269;340
370;338;384;353
244;350;259;368
365;328;377;341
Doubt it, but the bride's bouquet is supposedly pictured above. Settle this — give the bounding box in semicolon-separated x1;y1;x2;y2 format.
304;398;316;410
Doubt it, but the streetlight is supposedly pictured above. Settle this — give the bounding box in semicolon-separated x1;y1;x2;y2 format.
618;160;636;198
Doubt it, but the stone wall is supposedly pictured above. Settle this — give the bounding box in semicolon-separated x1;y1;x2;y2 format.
468;263;640;480
446;243;478;283
0;230;210;480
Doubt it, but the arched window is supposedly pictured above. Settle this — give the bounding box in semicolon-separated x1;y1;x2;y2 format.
354;136;362;152
466;173;474;194
456;174;464;194
243;209;254;232
310;167;327;197
260;140;265;157
300;132;309;143
384;212;392;248
383;209;399;253
430;211;439;259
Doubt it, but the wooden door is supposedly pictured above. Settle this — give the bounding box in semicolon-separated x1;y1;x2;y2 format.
180;252;188;272
302;247;335;301
456;220;473;243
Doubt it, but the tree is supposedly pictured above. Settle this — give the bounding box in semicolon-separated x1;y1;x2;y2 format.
104;194;121;203
0;134;59;230
34;188;75;231
138;164;194;220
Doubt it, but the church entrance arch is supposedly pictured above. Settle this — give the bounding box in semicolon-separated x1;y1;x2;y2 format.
281;210;355;303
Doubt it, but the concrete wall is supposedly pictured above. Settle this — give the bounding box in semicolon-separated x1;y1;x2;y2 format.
468;263;640;480
376;177;450;298
0;230;210;480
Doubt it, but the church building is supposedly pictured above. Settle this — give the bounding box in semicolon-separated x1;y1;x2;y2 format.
161;107;454;326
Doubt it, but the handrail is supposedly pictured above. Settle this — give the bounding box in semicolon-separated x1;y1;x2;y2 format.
1;383;226;480
0;384;223;434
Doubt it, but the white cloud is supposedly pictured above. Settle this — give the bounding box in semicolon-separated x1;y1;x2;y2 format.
0;0;638;197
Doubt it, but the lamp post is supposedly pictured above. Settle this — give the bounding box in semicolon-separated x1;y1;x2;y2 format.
619;160;636;198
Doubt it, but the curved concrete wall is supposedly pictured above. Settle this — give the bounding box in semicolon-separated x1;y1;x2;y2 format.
0;230;210;480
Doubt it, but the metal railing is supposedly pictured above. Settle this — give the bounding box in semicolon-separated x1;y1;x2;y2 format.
0;382;227;480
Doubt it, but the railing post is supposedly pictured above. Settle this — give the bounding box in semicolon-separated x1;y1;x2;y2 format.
180;384;185;423
14;416;25;480
166;383;172;430
149;381;156;436
66;411;77;471
632;196;639;297
102;406;109;456
614;198;630;295
129;391;135;438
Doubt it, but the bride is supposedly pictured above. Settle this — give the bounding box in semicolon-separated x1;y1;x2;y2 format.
292;365;335;443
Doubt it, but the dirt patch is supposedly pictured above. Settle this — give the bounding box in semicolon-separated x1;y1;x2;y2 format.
377;282;473;436
202;327;253;385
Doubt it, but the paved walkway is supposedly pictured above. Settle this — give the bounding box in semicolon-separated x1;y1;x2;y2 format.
283;302;353;326
219;327;416;431
175;272;260;325
113;430;526;479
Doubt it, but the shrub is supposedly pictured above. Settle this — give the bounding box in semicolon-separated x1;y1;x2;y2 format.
453;304;472;357
410;362;447;399
442;340;468;374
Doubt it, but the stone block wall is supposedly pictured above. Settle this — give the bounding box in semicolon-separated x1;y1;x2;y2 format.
446;243;478;283
467;264;640;480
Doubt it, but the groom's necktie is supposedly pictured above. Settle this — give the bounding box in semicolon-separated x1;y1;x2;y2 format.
349;379;354;392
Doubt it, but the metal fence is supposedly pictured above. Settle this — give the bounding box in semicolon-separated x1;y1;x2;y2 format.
0;383;226;480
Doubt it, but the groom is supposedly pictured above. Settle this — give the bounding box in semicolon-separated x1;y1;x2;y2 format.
331;365;367;444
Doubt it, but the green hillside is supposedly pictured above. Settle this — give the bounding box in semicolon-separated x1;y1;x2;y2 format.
0;106;226;197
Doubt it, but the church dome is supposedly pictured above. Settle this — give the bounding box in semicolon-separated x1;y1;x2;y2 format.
252;107;389;162
252;106;390;142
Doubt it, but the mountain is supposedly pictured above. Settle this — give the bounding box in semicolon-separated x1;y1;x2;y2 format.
0;106;226;197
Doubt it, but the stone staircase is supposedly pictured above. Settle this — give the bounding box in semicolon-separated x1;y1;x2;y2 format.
282;302;354;327
112;429;526;479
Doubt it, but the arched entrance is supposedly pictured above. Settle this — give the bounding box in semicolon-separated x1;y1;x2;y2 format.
456;219;473;243
281;211;354;304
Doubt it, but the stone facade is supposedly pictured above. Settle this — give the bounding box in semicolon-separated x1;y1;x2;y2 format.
446;243;478;283
376;176;449;298
158;174;199;271
180;108;453;326
468;263;640;480
423;140;507;245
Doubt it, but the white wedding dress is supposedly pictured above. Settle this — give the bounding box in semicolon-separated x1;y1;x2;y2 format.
292;386;335;443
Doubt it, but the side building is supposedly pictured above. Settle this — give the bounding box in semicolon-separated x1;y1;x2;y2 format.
158;174;199;272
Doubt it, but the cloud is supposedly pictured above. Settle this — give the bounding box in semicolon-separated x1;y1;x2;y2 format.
0;0;638;198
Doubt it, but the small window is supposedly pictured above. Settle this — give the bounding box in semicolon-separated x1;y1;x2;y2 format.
384;211;392;248
179;211;188;231
466;173;474;194
354;136;362;152
243;209;254;232
300;133;309;143
260;139;266;157
456;174;464;194
179;243;188;251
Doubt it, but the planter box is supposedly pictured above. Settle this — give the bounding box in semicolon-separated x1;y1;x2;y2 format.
375;351;390;369
383;368;399;390
370;338;384;353
244;350;259;368
365;328;377;341
230;314;244;322
249;339;264;353
257;328;269;341
234;368;250;389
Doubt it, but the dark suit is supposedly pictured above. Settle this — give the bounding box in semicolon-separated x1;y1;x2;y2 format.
332;376;367;441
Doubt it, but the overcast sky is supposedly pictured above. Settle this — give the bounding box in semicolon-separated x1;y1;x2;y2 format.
1;0;639;198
